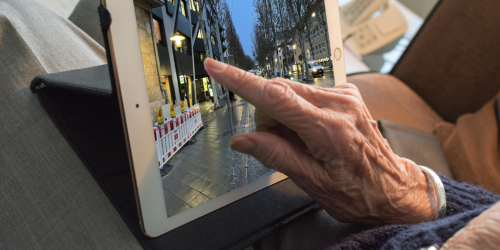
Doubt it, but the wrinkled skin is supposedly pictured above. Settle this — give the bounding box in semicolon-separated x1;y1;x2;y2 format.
441;202;500;250
204;58;437;224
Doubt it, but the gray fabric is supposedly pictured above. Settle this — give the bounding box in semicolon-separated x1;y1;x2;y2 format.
378;120;454;179
31;64;112;96
69;0;105;47
0;0;142;249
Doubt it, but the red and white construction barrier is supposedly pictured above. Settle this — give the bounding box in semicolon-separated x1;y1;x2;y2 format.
154;104;203;168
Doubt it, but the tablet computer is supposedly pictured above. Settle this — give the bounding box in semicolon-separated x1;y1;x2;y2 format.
102;0;346;237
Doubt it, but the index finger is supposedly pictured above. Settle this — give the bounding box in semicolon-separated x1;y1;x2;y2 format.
204;58;327;133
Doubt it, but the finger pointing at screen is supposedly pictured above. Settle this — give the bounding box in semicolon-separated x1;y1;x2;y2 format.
204;58;439;225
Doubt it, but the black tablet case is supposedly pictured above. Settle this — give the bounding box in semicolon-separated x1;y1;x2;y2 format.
30;6;317;250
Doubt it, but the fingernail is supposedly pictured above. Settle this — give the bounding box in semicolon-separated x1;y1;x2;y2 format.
204;58;227;72
229;136;256;154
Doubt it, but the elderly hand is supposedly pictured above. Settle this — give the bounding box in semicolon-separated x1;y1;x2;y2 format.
441;202;500;250
204;58;437;224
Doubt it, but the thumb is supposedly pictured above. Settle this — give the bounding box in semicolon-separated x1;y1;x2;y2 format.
229;132;316;178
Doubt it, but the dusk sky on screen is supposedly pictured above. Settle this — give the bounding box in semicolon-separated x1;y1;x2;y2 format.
227;0;254;57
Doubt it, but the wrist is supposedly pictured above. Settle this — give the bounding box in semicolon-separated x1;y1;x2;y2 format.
384;158;439;224
403;159;439;223
419;165;447;220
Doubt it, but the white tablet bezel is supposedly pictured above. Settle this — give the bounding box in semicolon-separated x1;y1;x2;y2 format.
103;0;346;237
325;0;347;84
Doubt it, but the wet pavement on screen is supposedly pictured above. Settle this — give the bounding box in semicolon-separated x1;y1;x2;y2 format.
287;65;336;88
161;97;273;217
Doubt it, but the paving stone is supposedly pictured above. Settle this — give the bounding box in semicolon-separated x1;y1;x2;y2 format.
164;190;191;216
184;192;210;208
204;184;227;199
189;178;213;192
201;182;225;198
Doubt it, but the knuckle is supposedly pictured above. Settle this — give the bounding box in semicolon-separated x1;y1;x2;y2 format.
263;81;295;108
233;69;255;91
339;83;363;99
340;94;361;107
315;89;332;102
345;88;360;98
304;84;319;97
343;83;359;92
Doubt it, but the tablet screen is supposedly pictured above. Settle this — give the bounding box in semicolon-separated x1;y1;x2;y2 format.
133;2;276;218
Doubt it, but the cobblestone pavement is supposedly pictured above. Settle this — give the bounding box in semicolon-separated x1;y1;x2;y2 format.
161;97;273;217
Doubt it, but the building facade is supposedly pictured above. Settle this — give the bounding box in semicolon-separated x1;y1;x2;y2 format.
273;32;294;75
292;26;331;65
133;0;225;123
272;18;332;75
288;11;332;72
305;23;330;63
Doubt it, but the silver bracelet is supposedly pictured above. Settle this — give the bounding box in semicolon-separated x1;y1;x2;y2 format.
420;244;440;250
419;165;447;220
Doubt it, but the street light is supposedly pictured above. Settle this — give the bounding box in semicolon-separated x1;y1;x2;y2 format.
292;44;297;72
170;33;185;47
170;33;190;107
312;12;316;18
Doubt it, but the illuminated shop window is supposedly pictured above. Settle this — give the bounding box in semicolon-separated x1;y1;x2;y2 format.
211;35;216;45
190;0;199;11
173;38;190;55
153;19;162;44
194;52;206;63
179;0;187;17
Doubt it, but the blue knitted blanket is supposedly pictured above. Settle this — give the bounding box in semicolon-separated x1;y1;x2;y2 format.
326;175;500;250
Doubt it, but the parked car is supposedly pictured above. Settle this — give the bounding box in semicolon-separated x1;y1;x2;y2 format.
308;60;323;78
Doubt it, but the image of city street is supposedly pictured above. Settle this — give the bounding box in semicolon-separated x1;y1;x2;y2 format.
129;0;345;217
126;0;426;218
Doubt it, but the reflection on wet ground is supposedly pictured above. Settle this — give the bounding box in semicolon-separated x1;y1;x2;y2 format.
161;97;273;217
287;65;336;88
